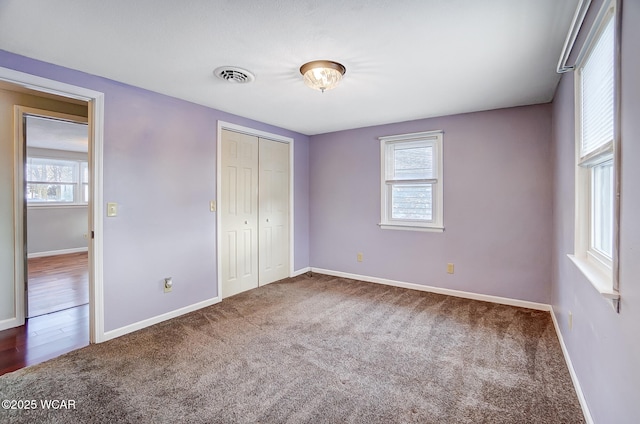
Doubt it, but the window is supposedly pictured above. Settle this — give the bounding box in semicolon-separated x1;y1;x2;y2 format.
26;156;88;205
379;130;443;232
570;0;619;301
591;160;613;260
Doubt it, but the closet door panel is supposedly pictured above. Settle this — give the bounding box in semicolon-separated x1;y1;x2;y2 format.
221;129;259;298
259;138;289;285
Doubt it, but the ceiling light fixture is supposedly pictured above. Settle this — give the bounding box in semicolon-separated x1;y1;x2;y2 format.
299;60;346;93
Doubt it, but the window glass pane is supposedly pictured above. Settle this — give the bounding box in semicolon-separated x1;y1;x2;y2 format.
592;161;613;257
83;184;89;203
26;158;78;183
581;16;614;157
391;184;432;221
26;183;75;202
394;145;433;179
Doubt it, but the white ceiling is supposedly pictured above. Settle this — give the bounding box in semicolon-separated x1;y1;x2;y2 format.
26;116;88;153
0;0;578;135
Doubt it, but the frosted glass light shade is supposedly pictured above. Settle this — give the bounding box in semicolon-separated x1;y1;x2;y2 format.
300;60;346;92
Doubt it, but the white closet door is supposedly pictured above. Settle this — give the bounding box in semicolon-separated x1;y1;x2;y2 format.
258;138;290;285
221;129;259;298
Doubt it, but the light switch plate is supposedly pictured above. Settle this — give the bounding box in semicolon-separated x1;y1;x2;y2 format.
210;200;216;212
107;202;118;217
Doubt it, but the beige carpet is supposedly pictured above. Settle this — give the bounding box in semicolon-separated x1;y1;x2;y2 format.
0;273;584;423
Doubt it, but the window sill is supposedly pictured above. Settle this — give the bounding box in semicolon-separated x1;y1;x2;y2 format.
378;223;444;233
27;203;88;209
567;254;619;300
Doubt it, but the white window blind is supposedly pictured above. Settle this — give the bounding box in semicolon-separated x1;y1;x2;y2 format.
580;16;614;160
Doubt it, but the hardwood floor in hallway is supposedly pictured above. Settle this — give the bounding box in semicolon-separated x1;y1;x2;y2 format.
0;305;89;376
28;252;89;317
0;253;90;376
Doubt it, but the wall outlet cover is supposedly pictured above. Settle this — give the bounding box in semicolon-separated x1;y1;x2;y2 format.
107;202;118;217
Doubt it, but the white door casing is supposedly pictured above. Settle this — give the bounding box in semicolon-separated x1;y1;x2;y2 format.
0;66;105;342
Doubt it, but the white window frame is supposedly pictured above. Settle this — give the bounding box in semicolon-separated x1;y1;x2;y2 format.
80;161;89;203
26;154;89;207
569;0;620;306
379;130;444;232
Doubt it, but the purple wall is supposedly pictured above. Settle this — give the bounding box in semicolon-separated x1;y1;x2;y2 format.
0;50;310;332
294;134;310;269
4;3;638;415
550;0;640;422
309;104;553;303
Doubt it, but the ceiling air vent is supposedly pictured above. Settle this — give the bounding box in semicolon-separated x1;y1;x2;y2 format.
214;66;255;83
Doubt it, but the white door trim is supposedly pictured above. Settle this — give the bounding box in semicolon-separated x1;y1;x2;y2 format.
0;66;106;343
216;121;294;300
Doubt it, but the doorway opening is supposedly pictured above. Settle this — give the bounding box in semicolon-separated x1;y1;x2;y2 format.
0;66;105;374
23;114;90;318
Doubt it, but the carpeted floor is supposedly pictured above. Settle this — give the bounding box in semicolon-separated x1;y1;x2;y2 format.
0;273;584;423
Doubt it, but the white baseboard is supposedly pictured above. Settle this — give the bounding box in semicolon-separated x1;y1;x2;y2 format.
291;267;311;277
310;267;552;311
309;268;591;419
99;267;589;424
550;308;594;424
102;296;221;342
0;317;23;332
28;247;88;258
103;266;306;342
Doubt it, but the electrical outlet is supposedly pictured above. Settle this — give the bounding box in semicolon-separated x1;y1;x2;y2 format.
568;311;573;331
357;253;363;262
447;263;454;274
164;277;173;293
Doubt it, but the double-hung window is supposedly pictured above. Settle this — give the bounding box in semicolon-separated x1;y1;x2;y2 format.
379;130;443;232
26;156;89;205
571;0;619;303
